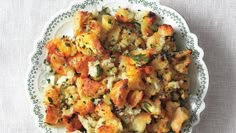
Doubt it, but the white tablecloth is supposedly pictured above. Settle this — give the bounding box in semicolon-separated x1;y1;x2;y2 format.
0;0;235;133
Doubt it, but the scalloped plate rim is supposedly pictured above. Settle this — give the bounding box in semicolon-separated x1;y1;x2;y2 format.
26;0;209;133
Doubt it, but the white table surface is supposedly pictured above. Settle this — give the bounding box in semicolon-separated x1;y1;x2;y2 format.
0;0;236;133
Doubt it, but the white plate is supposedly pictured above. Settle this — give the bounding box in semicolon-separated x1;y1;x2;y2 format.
27;0;209;132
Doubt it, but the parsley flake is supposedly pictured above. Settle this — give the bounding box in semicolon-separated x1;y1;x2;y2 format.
125;53;149;66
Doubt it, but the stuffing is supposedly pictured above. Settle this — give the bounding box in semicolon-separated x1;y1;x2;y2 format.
43;8;191;132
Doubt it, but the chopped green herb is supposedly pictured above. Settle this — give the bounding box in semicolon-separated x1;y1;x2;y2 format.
111;45;120;52
108;19;112;24
148;11;156;17
167;128;175;133
150;24;158;32
143;102;152;112
171;36;176;41
150;44;154;48
43;59;49;65
49;69;54;73
76;72;81;77
91;98;95;102
133;22;141;33
96;65;103;77
111;38;116;42
103;95;111;105
65;104;70;110
55;47;60;52
46;79;50;84
62;35;67;38
166;122;171;129
125;53;149;66
61;84;68;89
57;118;63;123
101;7;110;15
88;48;93;55
48;97;53;104
65;43;71;47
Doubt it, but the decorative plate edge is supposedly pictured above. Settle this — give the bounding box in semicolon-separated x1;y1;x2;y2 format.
26;0;209;133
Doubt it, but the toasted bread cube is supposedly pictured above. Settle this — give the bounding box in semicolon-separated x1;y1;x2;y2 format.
45;105;62;125
110;79;130;108
171;107;189;133
74;11;93;36
115;8;134;23
44;85;60;106
46;38;77;57
158;24;174;36
76;77;106;98
147;24;174;53
141;11;156;36
67;53;95;78
147;117;170;133
95;116;123;133
106;25;122;45
73;97;95;116
95;102;113;118
129;113;151;132
62;114;83;132
102;15;115;32
47;53;74;75
140;98;161;115
75;33;104;55
127;90;143;107
172;49;192;74
166;101;180;119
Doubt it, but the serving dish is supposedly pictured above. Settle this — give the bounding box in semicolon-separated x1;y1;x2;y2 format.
27;0;209;132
